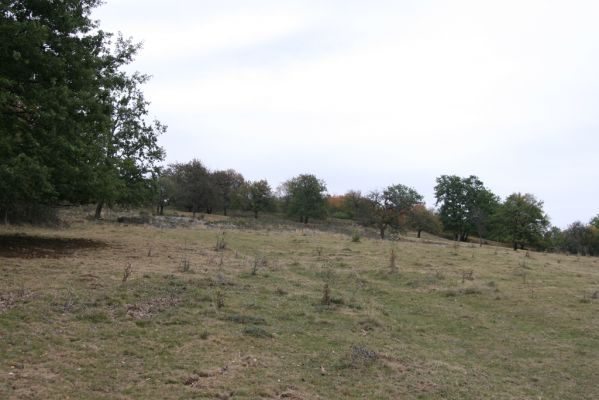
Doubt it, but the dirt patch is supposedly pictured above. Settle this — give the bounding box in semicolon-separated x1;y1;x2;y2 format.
0;234;106;258
125;296;182;319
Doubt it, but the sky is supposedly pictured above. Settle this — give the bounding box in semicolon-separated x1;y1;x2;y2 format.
92;0;599;228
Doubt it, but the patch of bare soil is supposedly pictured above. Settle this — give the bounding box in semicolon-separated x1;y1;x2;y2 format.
0;234;106;258
125;296;182;319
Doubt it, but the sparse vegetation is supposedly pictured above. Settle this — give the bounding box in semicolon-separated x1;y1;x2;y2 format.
1;207;599;399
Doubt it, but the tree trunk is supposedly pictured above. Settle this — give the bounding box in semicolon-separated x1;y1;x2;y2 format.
254;210;258;219
224;207;227;216
417;229;422;238
380;227;385;239
513;241;518;251
94;200;104;220
192;205;197;219
304;217;309;224
159;204;164;215
479;236;483;247
3;208;8;226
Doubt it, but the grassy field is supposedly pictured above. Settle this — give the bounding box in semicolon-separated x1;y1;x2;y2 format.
1;211;598;399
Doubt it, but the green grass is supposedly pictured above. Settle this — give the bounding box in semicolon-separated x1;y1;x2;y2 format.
0;214;598;399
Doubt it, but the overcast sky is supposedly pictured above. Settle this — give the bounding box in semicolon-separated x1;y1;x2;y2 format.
93;0;599;228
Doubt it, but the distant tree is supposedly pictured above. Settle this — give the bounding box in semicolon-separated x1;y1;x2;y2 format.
470;189;501;246
408;204;441;238
242;180;274;218
434;175;496;241
168;160;220;217
282;174;327;224
590;215;599;229
154;172;176;215
365;184;423;239
212;169;245;216
562;221;599;256
495;193;549;250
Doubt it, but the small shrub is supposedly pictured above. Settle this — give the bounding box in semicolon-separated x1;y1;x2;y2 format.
122;263;132;283
243;326;272;338
321;283;331;306
215;232;226;251
351;229;361;243
215;290;225;309
179;256;191;272
389;248;398;273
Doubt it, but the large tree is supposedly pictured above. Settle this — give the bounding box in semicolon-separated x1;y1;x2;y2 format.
0;0;165;223
365;184;423;239
495;193;549;250
434;175;497;241
282;174;327;224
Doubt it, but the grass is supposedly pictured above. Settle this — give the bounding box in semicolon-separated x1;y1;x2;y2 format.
0;211;598;399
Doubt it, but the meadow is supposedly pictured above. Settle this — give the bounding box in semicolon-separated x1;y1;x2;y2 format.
1;210;598;399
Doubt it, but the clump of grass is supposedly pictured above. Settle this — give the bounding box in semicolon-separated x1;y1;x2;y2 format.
350;345;378;366
243;326;272;338
77;310;111;323
199;330;209;340
462;270;474;283
228;314;267;325
275;287;287;296
351;229;361;243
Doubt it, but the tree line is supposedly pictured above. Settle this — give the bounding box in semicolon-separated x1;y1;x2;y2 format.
155;160;599;255
2;1;597;256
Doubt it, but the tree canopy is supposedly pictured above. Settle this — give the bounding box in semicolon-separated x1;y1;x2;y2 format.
1;0;165;222
282;174;327;224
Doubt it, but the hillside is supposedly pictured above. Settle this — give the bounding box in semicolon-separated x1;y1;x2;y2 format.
1;212;598;399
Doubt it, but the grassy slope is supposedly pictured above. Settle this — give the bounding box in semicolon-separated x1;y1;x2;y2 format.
1;214;598;399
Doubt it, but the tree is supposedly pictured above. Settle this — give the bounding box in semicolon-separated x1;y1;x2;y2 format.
590;215;599;229
211;169;245;216
242;180;273;219
167;160;220;217
434;175;496;241
408;204;441;238
365;184;423;239
93;52;166;219
282;174;327;224
495;193;549;250
0;0;165;223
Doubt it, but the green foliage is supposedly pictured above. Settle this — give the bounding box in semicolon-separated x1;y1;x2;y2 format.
408;204;441;238
365;184;423;239
166;160;221;216
494;193;549;250
242;180;274;219
0;0;165;223
282;174;328;223
211;169;245;216
434;175;498;241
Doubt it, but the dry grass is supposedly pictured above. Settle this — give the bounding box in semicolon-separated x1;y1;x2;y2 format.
1;211;598;399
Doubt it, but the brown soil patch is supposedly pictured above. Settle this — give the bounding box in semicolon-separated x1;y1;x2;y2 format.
0;234;106;258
